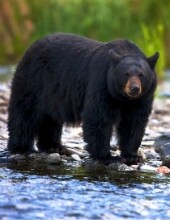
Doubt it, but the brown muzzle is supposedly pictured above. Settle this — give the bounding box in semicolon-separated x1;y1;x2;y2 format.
124;76;142;98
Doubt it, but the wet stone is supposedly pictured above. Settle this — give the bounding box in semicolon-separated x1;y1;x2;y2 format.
108;162;133;171
0;156;9;163
65;146;86;158
154;133;170;152
46;153;61;164
138;164;157;172
162;155;170;168
138;148;147;161
8;154;28;163
83;158;107;170
70;153;81;161
155;142;170;157
143;148;160;160
148;160;162;167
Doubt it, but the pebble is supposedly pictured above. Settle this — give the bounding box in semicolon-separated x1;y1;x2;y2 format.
138;164;157;172
46;153;61;164
138;148;147;161
141;140;154;146
108;163;133;171
162;155;170;167
8;154;27;163
70;153;81;161
154;133;170;152
143;148;160;160
65;147;85;158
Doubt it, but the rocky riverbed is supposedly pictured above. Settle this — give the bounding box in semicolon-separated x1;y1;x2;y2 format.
0;82;170;173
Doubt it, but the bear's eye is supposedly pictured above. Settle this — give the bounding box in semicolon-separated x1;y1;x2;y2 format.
125;72;130;77
139;73;144;78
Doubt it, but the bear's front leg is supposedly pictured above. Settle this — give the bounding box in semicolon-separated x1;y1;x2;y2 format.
82;108;122;165
116;101;152;165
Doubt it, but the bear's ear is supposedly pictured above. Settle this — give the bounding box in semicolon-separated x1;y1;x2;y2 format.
108;49;122;63
147;52;159;70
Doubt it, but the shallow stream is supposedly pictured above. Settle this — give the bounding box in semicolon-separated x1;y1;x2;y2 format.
0;163;170;220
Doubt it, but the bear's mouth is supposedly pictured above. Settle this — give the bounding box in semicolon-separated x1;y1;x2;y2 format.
124;78;142;99
127;92;141;99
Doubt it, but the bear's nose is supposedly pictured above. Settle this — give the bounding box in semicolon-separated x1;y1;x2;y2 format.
131;85;140;94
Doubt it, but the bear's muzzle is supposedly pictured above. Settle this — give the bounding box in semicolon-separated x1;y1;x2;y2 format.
124;76;142;98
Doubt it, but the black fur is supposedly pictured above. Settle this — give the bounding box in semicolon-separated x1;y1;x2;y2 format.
7;33;159;165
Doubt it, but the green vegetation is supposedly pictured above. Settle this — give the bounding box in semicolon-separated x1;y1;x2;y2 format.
138;23;165;80
1;0;170;80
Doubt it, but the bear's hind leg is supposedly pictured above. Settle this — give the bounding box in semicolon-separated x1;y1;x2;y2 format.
8;116;35;153
37;116;64;153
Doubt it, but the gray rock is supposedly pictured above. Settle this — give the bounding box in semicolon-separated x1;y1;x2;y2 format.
108;163;134;171
155;143;170;159
154;133;170;152
65;147;86;158
29;153;47;163
148;160;162;166
83;158;107;170
70;154;81;161
8;154;27;163
143;148;160;160
153;142;170;168
162;155;170;168
46;153;61;164
138;164;157;172
138;148;146;161
0;156;9;163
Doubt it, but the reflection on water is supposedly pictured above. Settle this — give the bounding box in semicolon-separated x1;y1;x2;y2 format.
0;163;170;220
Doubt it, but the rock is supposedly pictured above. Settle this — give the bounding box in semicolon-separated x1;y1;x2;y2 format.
143;148;160;160
138;148;146;161
8;154;27;163
138;164;157;172
153;142;170;168
70;154;81;161
141;140;154;147
156;166;170;174
46;153;61;164
29;152;47;163
83;158;133;171
83;158;107;170
155;143;170;159
0;156;9;163
148;160;162;166
162;155;170;168
108;162;133;171
154;133;170;152
65;147;86;158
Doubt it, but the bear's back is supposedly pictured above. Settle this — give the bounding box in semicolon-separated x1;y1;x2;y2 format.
107;39;146;58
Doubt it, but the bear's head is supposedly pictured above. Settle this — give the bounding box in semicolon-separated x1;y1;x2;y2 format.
107;50;159;100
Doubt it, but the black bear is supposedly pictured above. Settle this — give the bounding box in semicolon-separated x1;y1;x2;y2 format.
7;33;159;165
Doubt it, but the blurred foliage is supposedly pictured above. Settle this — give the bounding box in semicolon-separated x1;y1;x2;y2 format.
0;0;34;64
138;23;165;80
1;0;170;79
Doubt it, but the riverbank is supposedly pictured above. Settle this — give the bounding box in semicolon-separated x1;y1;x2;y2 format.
0;82;170;173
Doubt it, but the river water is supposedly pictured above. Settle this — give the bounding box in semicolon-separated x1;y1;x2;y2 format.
0;67;170;219
0;163;170;220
